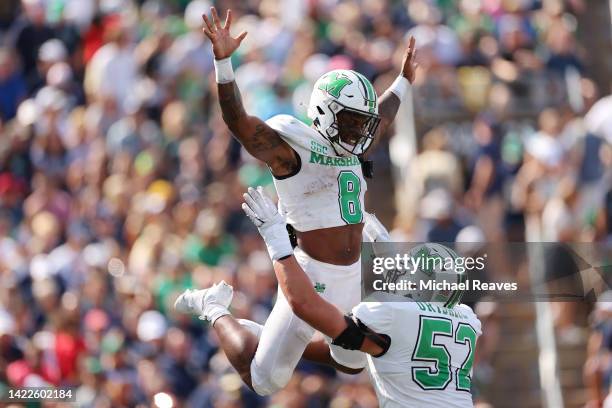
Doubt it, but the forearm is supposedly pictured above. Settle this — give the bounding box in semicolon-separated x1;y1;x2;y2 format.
374;90;401;138
218;81;248;125
274;257;347;338
366;76;409;156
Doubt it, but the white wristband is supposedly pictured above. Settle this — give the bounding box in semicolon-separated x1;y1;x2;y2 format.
261;222;293;261
214;57;235;84
388;76;410;101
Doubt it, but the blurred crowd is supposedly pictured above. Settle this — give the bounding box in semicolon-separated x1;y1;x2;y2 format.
0;0;610;407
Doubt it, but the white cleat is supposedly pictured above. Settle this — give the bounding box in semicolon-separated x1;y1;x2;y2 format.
174;288;205;315
174;281;234;322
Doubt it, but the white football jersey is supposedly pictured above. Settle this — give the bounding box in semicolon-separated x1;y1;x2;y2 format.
352;299;482;408
266;114;367;232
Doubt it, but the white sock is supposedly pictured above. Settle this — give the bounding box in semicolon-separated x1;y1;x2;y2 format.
202;303;231;326
237;319;264;338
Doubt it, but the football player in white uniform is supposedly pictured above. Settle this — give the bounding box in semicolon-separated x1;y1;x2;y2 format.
174;7;418;396
241;187;483;407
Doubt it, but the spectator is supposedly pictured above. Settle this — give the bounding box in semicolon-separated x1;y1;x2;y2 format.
419;188;465;242
0;47;27;120
14;0;55;84
84;18;138;112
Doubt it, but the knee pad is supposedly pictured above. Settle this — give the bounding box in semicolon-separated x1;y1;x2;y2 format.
250;359;292;396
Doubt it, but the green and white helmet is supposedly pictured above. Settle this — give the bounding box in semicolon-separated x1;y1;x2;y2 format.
307;69;380;156
382;243;467;308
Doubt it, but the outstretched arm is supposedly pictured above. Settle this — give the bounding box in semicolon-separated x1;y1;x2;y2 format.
273;255;349;340
366;36;418;156
203;8;296;176
241;187;389;357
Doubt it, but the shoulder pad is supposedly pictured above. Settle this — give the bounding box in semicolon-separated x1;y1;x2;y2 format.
265;115;303;135
265;115;317;150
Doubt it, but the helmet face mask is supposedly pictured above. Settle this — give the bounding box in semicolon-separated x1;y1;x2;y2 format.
308;70;380;156
325;103;380;156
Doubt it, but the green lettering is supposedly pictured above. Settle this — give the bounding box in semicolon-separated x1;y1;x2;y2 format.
310;151;324;164
309;151;361;167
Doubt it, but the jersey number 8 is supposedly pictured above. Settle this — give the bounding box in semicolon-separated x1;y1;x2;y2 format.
337;171;363;224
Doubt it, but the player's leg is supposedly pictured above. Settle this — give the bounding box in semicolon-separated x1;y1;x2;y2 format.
174;282;262;387
212;286;348;394
211;315;260;387
175;281;338;395
174;281;302;392
212;315;359;390
236;319;362;374
248;285;315;395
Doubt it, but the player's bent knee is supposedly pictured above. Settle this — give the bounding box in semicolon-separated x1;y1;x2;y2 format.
250;360;292;396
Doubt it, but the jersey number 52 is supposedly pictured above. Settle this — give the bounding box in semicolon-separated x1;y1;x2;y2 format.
411;315;477;392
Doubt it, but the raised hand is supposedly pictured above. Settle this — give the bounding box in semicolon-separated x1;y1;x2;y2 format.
242;186;284;229
242;186;293;261
400;36;418;84
202;7;247;60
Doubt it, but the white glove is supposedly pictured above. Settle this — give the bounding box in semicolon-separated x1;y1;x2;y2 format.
363;212;395;259
242;186;293;261
363;212;391;243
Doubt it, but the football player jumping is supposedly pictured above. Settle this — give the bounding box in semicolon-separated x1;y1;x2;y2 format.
242;186;483;407
174;7;418;395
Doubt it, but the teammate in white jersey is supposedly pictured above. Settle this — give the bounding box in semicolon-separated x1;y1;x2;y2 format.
240;187;482;407
174;6;418;395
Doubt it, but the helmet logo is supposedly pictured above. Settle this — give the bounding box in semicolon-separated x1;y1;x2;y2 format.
413;246;445;277
317;72;353;99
